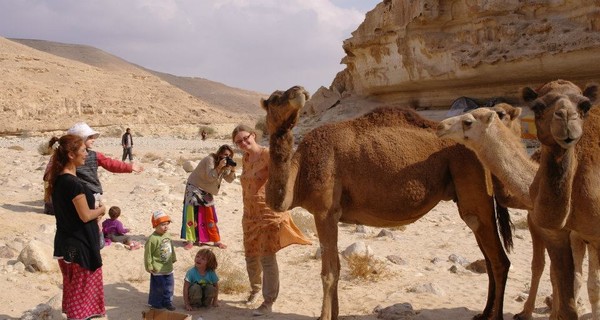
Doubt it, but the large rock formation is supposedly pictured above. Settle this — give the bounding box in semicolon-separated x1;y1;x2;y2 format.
304;0;600;126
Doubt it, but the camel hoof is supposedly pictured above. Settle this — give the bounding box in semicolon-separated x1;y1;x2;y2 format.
513;312;532;320
472;314;503;320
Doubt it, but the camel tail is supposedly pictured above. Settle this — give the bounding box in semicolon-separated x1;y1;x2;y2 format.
495;197;514;253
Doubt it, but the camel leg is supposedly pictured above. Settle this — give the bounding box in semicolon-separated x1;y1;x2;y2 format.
514;213;546;320
314;211;340;320
570;233;585;311
457;200;510;320
544;230;577;320
587;245;600;320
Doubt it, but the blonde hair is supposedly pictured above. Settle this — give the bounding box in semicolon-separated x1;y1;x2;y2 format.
231;124;254;143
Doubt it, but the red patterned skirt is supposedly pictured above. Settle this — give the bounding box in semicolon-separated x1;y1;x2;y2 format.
58;259;105;320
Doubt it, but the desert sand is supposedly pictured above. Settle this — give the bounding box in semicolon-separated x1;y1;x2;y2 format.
0;127;591;320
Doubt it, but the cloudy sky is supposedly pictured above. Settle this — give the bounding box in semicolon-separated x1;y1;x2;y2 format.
0;0;380;94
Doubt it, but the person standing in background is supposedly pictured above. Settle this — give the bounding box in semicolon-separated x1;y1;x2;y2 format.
121;128;134;162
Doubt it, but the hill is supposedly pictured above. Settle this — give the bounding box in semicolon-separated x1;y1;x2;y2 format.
0;38;265;137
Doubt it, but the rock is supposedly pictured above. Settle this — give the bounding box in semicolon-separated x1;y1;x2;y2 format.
301;0;600;129
466;259;487;274
386;255;407;265
407;283;444;295
20;293;63;320
448;253;469;266
17;240;57;272
374;303;416;319
355;225;367;234
377;229;394;238
0;246;16;259
342;241;372;258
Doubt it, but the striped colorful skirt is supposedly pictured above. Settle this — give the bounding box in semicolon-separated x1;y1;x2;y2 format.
58;259;105;320
181;203;221;243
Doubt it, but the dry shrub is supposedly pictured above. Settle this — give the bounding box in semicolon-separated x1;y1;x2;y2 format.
215;251;249;294
254;117;267;138
142;152;161;163
9;145;25;151
346;254;389;281
198;126;216;137
38;142;53;155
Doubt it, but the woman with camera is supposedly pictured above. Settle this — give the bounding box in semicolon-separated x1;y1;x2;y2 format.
181;144;236;249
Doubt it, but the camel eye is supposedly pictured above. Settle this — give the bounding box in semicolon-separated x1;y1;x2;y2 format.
462;119;473;128
531;102;546;117
579;101;592;114
496;111;507;119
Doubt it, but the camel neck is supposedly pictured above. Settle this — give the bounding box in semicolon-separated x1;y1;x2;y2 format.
476;122;537;208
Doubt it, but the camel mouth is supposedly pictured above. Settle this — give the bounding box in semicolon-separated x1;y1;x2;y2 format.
563;137;574;144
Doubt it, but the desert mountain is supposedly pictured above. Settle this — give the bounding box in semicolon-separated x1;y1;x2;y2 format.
0;37;265;137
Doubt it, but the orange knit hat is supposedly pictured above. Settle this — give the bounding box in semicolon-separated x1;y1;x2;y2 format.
151;210;171;228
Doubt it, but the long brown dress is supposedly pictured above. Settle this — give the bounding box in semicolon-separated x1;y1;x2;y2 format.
240;147;310;257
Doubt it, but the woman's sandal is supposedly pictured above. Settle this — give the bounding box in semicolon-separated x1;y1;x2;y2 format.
184;242;194;250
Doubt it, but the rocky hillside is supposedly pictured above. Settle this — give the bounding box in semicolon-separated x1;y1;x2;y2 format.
303;0;600;129
0;38;265;137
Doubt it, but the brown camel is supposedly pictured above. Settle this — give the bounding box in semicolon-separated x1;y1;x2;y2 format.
437;106;595;319
436;80;600;319
260;86;513;320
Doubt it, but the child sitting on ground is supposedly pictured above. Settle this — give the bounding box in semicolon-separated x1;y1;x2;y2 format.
102;206;141;250
183;248;219;311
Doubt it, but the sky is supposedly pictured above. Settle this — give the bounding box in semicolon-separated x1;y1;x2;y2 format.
0;0;381;94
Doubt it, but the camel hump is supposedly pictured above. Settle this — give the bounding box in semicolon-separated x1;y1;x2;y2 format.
361;107;438;130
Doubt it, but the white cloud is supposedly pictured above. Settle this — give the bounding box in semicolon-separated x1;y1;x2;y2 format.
0;0;379;94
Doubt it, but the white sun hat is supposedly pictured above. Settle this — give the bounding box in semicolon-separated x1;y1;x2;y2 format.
67;122;100;140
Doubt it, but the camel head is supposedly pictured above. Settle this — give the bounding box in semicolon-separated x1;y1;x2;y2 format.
260;86;310;135
437;108;502;146
490;103;522;137
522;80;598;149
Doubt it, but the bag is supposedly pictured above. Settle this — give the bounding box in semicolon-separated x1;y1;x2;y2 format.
185;183;214;207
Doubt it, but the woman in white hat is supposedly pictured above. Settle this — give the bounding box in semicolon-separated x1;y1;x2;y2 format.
67;122;143;195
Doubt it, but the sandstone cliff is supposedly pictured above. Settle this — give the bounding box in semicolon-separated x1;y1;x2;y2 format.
304;0;600;127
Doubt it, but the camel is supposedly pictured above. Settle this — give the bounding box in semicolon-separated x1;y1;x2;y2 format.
260;86;514;320
437;105;594;319
436;79;600;319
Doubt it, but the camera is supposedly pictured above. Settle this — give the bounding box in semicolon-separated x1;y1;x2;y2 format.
223;156;237;167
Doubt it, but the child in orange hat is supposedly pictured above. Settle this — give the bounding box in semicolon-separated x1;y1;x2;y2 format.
144;210;177;311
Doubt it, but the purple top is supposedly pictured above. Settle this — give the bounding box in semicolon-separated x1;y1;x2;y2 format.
102;218;129;236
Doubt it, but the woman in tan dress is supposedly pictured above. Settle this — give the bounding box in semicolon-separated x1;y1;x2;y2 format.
232;124;311;316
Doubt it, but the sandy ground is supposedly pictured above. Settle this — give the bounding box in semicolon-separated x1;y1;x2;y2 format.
0;134;592;320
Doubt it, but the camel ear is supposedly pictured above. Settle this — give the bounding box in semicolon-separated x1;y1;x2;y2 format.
583;84;598;103
484;111;495;125
508;107;522;120
260;98;268;111
522;87;538;102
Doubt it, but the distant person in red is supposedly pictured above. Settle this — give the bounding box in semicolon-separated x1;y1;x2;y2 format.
121;127;134;162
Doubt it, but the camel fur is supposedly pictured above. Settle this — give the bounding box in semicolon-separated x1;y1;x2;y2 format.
437;105;596;319
437;79;600;320
260;86;513;320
